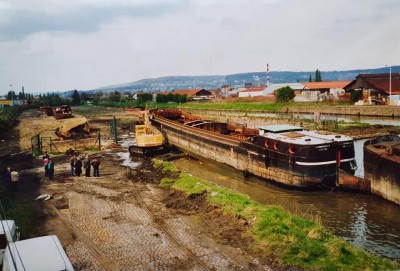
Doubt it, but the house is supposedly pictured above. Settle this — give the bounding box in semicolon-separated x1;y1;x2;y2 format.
296;81;351;102
0;99;12;108
220;85;239;98
344;73;400;105
171;89;213;100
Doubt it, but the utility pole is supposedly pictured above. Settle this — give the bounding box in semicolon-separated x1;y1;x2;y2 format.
10;84;13;106
389;65;392;102
386;65;392;103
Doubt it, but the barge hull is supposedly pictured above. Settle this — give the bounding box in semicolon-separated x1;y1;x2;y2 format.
155;115;336;189
364;136;400;204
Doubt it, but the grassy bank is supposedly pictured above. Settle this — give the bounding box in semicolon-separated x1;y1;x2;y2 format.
154;159;399;271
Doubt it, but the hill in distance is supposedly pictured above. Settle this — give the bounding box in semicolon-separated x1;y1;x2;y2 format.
64;66;400;96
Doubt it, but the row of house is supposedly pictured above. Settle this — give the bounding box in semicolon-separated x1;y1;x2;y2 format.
171;73;400;106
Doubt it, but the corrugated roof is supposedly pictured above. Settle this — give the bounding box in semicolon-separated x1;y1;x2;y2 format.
345;73;400;95
301;81;351;90
264;83;304;94
241;87;266;93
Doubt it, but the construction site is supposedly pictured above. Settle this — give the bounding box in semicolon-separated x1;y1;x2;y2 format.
0;107;273;271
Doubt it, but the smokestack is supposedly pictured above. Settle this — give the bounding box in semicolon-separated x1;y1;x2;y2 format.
266;63;270;86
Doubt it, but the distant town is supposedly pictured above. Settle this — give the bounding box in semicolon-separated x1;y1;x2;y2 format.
1;66;400;108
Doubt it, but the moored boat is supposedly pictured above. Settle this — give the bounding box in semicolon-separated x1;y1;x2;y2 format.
364;135;400;205
151;109;356;189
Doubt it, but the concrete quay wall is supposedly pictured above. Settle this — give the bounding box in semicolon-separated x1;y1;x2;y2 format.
285;105;400;117
183;105;400;117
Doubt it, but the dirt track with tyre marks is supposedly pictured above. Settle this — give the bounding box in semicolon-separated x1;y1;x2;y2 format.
1;108;276;270
30;152;270;271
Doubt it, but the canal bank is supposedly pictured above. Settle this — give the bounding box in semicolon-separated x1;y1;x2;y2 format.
149;107;400;260
170;156;400;261
157;158;399;270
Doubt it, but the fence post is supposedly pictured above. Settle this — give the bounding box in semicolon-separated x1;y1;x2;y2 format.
110;116;118;144
98;131;101;150
39;135;43;153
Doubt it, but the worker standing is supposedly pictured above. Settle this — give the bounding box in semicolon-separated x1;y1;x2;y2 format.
47;159;55;180
69;155;76;176
84;155;91;177
74;157;83;177
91;158;100;177
42;151;50;177
10;168;19;192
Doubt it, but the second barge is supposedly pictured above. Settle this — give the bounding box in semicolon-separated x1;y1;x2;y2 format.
364;135;400;205
151;109;357;190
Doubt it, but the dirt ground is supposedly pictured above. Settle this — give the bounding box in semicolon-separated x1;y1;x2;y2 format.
1;108;276;271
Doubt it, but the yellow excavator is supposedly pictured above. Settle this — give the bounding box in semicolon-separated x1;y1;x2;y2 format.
128;110;164;155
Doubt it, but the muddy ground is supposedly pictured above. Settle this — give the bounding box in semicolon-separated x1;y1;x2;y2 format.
1;108;280;271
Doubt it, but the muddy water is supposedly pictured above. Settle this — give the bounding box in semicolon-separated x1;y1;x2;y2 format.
171;157;400;260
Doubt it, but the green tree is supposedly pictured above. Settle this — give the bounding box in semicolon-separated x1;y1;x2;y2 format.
275;86;295;102
315;69;322;82
7;91;15;100
109;91;121;102
71;89;81;105
93;94;101;105
156;94;167;103
308;74;312;82
350;90;361;103
137;93;153;102
136;95;145;105
166;93;174;102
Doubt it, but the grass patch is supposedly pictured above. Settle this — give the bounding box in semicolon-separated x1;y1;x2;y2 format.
156;160;399;271
152;159;178;174
181;102;285;112
0;185;36;239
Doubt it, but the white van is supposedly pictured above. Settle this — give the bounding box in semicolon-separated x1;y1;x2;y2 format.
0;220;20;265
2;235;74;271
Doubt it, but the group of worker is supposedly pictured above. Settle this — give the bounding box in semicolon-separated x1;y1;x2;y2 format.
2;151;102;194
69;154;101;177
42;151;101;179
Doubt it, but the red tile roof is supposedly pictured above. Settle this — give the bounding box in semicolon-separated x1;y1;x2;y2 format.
301;81;351;90
172;89;204;96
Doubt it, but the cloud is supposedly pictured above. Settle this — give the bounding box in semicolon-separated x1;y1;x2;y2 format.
0;0;399;92
0;0;187;41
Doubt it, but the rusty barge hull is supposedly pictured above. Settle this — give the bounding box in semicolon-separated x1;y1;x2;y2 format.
152;110;358;190
364;135;400;205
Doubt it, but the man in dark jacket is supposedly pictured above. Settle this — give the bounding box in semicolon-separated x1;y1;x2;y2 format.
83;156;91;177
91;158;100;177
74;157;83;177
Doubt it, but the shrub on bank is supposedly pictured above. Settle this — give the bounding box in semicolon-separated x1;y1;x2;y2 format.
154;159;399;271
0;107;19;133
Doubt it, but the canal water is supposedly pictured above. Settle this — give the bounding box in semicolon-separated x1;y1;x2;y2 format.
120;119;400;260
170;155;400;260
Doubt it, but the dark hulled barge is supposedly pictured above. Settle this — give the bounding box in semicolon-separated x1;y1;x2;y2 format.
364;135;400;204
152;109;356;189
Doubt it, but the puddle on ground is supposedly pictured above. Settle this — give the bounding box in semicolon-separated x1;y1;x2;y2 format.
115;151;142;169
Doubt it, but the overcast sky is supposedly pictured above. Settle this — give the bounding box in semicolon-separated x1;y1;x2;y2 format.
0;0;399;94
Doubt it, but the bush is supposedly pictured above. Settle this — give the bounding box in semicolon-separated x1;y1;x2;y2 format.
350;91;361;103
275;86;295;102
